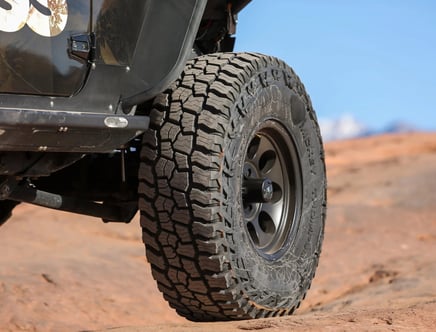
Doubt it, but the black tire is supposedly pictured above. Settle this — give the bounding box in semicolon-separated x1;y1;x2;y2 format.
138;53;326;321
0;200;19;227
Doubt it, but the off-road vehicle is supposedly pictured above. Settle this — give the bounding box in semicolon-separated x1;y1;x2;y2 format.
0;0;326;321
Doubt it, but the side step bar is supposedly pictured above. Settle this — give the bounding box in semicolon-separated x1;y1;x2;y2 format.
0;108;149;153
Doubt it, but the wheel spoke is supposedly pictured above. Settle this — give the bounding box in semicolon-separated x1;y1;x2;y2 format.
261;199;284;232
247;135;261;160
250;135;273;166
271;182;283;203
248;211;276;248
263;154;283;187
259;150;277;174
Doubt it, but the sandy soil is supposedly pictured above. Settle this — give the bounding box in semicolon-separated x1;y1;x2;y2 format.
1;133;435;331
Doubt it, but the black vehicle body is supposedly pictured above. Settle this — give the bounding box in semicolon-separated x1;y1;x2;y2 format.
0;0;327;322
1;0;248;153
0;0;249;221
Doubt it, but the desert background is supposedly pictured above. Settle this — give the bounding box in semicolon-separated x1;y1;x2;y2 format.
1;132;435;331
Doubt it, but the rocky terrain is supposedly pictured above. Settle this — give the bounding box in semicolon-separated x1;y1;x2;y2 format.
1;133;435;331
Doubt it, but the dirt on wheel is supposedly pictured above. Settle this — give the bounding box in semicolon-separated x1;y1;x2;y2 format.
1;132;436;331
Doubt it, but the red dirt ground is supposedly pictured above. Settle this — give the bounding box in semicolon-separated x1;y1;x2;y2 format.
1;133;435;331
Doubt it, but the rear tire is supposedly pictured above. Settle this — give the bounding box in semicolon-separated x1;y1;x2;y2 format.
138;53;326;321
0;200;19;227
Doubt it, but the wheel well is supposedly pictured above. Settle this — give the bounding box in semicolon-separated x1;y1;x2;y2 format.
196;0;251;54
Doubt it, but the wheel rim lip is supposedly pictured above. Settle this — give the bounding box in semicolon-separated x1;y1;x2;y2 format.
242;120;302;260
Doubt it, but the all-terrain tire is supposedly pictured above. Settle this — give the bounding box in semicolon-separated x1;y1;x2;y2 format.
138;53;326;321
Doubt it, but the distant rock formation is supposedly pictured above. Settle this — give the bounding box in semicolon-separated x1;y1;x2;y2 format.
320;115;418;141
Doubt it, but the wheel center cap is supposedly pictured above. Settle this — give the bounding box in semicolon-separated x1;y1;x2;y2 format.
262;179;274;202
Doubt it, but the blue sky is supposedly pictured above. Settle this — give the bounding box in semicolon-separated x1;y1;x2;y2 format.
235;0;436;131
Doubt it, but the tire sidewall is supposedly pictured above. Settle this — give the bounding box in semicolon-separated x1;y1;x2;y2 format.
224;62;326;306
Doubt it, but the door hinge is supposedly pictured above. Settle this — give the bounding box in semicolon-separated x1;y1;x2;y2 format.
70;33;95;62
